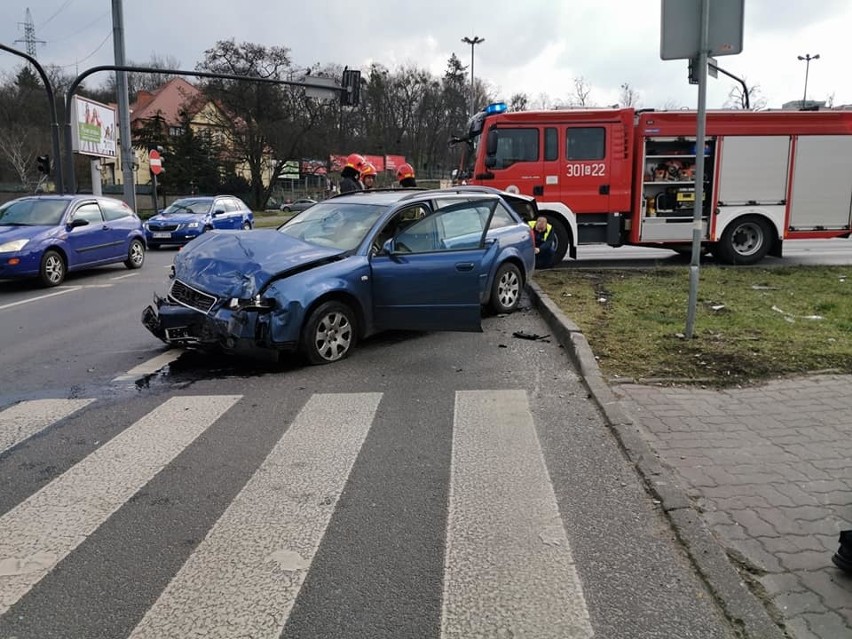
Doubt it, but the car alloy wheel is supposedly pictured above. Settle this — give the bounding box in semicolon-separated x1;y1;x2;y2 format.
491;262;522;313
125;239;145;269
303;301;357;364
39;249;66;287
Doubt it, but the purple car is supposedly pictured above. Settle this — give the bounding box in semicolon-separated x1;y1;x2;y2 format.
0;195;146;287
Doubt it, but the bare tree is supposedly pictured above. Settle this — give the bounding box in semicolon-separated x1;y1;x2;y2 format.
661;98;685;110
723;80;766;110
619;82;640;107
531;92;554;110
0;127;34;187
509;92;529;112
571;76;593;107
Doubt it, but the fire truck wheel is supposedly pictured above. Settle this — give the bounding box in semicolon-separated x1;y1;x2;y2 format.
716;216;772;265
544;216;570;263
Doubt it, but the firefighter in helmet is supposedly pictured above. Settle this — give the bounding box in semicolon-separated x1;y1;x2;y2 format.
361;162;378;190
397;162;417;188
528;215;557;269
340;153;366;193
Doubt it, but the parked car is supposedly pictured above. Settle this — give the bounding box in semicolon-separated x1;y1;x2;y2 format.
0;195;146;287
144;196;253;248
142;187;536;364
281;198;317;213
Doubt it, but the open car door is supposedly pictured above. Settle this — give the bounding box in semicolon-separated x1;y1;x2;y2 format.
370;201;496;332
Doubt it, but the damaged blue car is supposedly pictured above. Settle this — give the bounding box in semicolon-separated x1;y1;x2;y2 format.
141;187;537;364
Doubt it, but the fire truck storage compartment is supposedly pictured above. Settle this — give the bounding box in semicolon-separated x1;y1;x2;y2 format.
789;136;852;230
717;136;790;206
640;137;714;242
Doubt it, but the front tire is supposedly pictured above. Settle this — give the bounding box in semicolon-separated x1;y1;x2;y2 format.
242;221;252;230
125;238;145;269
715;216;772;265
301;301;357;365
544;215;570;263
39;249;66;287
490;262;523;314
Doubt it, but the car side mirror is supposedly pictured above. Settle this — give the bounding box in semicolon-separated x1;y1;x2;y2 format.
213;208;225;216
68;218;89;228
486;128;499;155
484;156;497;169
382;238;395;254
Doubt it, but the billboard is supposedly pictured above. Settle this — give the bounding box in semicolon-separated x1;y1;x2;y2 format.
71;95;117;158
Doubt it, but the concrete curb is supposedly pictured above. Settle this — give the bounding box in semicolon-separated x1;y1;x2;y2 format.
527;280;787;639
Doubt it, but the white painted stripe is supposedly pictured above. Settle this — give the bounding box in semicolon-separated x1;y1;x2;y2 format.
129;392;381;639
0;287;80;311
442;390;593;639
109;273;137;281
112;350;183;382
0;399;95;455
0;394;240;615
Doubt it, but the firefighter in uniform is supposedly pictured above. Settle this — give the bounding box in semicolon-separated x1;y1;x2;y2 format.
361;162;378;190
529;216;557;269
340;153;366;193
396;162;417;188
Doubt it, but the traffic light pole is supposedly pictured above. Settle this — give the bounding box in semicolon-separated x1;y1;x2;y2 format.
0;43;64;193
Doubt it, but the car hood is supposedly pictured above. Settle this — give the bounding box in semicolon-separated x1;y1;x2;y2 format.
0;225;53;244
148;213;206;225
173;230;345;298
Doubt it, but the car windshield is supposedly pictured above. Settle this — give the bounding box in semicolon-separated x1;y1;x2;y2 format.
161;199;211;215
0;199;67;226
278;202;386;250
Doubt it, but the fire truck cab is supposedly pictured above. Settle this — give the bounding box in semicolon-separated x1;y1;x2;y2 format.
456;103;852;264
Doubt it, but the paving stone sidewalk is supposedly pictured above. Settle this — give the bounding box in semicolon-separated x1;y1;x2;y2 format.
614;375;852;639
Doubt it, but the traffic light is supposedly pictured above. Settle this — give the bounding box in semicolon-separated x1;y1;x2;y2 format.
36;154;50;175
340;68;361;107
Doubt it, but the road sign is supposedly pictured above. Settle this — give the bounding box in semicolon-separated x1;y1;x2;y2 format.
661;0;744;60
149;149;163;175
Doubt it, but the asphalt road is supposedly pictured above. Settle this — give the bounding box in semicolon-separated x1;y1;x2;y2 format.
5;241;847;637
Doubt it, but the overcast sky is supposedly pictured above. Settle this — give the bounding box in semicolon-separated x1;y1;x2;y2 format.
3;1;850;110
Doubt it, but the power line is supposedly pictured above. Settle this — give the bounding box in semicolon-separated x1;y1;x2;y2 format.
46;10;110;44
39;0;74;29
54;30;112;69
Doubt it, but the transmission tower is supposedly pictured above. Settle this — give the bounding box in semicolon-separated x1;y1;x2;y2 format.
15;8;46;58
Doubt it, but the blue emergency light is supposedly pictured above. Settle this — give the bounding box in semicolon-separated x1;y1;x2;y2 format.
484;102;508;114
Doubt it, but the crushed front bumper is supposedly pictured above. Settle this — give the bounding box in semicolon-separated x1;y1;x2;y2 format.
141;293;298;354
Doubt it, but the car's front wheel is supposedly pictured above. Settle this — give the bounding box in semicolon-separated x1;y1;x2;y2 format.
39;249;66;287
125;238;145;269
490;262;523;314
242;221;252;230
301;301;357;365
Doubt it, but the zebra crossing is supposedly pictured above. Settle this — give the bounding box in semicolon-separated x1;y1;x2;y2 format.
0;391;591;638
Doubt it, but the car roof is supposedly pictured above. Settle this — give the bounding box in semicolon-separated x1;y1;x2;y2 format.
328;187;515;207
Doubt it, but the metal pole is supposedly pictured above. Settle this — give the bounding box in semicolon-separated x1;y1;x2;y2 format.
685;0;710;340
461;36;484;117
112;0;136;210
0;43;64;193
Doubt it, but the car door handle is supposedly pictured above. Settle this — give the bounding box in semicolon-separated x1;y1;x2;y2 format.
456;262;475;272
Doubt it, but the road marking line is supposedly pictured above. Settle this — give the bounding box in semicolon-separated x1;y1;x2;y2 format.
0;394;240;615
128;392;382;639
109;273;137;281
441;390;593;639
0;287;81;311
112;350;183;382
0;399;95;456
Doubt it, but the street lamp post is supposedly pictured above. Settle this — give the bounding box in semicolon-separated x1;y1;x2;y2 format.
461;36;484;116
797;53;820;108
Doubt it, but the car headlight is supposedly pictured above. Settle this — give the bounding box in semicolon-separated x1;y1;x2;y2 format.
185;222;200;229
228;296;276;312
0;239;29;252
143;222;149;230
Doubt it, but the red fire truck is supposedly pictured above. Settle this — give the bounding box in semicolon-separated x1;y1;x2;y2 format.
453;103;852;264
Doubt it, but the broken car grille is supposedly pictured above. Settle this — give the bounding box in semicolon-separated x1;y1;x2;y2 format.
169;279;218;314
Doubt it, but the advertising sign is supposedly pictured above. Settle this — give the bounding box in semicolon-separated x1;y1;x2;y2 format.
70;95;117;158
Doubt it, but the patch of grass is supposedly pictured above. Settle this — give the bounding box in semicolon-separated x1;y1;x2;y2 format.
535;266;852;387
253;212;294;228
